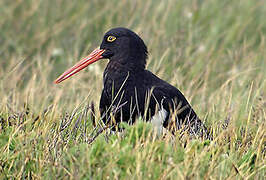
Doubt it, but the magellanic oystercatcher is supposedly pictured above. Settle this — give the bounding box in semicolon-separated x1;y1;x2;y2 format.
54;27;210;139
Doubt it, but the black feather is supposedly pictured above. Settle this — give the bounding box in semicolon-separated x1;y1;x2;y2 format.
99;27;210;138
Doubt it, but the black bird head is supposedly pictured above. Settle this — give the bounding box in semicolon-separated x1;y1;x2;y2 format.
54;27;148;84
100;27;148;68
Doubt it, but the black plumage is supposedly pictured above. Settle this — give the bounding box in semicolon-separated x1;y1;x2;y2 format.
54;27;210;138
98;28;208;137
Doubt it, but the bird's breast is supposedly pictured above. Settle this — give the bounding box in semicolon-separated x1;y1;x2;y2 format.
103;64;134;101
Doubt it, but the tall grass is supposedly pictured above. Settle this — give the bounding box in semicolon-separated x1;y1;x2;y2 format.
0;0;265;179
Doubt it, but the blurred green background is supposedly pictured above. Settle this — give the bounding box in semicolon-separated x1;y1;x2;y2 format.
1;0;265;109
0;0;265;179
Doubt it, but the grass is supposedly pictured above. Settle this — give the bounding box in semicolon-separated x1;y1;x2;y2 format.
0;0;265;179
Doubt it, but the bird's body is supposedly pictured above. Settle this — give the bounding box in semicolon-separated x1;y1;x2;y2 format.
55;27;210;138
101;64;197;127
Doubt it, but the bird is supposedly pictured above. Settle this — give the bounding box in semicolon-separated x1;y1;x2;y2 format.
54;27;210;139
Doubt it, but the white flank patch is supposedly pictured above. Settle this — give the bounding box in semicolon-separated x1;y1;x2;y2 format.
150;108;168;136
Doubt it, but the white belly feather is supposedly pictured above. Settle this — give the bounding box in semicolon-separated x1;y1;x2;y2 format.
150;108;168;136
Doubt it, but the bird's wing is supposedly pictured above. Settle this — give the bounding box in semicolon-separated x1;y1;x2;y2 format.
143;70;198;124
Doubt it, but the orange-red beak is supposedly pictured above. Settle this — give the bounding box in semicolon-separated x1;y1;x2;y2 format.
54;48;105;84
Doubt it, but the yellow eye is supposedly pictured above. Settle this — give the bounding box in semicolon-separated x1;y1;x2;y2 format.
107;35;116;42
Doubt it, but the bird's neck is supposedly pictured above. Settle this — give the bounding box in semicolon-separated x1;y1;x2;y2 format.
104;60;143;77
109;49;147;70
103;59;145;87
108;55;146;72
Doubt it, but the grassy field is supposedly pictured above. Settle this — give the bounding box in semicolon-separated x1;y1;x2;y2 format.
0;0;265;179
